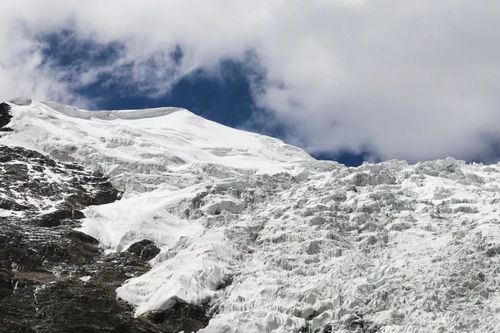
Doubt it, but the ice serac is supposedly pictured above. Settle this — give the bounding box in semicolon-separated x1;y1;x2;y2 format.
1;100;499;333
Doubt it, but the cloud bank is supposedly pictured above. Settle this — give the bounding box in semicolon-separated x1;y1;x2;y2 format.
1;0;499;162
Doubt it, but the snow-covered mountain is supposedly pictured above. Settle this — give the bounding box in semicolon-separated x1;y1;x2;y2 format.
1;99;499;332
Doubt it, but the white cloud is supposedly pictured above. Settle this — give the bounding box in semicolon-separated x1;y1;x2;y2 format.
1;0;499;161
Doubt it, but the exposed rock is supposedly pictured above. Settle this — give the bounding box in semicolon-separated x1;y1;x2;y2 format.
343;313;379;332
485;246;500;257
139;296;210;333
66;230;100;245
0;145;206;333
0;278;163;333
35;209;86;227
0;269;14;300
0;145;121;214
0;102;11;128
91;252;151;288
127;239;161;261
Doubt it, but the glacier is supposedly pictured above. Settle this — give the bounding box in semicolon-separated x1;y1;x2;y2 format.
0;99;499;332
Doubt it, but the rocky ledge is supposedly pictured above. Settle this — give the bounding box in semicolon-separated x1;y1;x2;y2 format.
0;144;209;332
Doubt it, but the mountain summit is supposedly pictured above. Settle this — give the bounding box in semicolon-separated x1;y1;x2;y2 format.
0;100;499;332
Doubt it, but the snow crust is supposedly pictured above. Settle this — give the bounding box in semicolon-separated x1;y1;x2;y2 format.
1;101;499;332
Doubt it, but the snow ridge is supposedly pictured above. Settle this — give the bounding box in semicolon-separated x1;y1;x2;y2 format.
1;100;499;333
43;101;183;120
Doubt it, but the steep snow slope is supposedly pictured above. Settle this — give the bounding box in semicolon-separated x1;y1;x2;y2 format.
2;100;311;192
1;99;499;333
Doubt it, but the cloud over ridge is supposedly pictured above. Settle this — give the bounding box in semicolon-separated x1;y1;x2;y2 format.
1;0;500;162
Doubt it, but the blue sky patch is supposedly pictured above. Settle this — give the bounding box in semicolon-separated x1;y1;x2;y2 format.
39;31;369;166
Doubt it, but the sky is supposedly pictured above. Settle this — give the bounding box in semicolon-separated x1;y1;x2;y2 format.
1;0;500;166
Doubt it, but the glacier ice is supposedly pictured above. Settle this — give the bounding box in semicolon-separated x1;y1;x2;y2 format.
0;100;499;332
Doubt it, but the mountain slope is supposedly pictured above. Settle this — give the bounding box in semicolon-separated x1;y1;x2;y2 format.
2;100;311;192
0;99;499;333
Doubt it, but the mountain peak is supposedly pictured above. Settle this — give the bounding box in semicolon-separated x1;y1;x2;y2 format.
1;100;313;192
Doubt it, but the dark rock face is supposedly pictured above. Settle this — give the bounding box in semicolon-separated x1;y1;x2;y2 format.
35;209;86;227
90;252;151;288
0;145;210;333
0;145;121;215
0;102;11;128
139;297;210;333
127;239;161;261
67;230;100;245
1;279;163;333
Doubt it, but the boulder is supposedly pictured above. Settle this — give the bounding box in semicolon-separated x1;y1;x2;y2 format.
127;239;161;261
0;102;11;128
139;296;210;333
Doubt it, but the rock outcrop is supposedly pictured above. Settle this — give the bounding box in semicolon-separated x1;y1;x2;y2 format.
0;145;209;333
0;102;12;129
